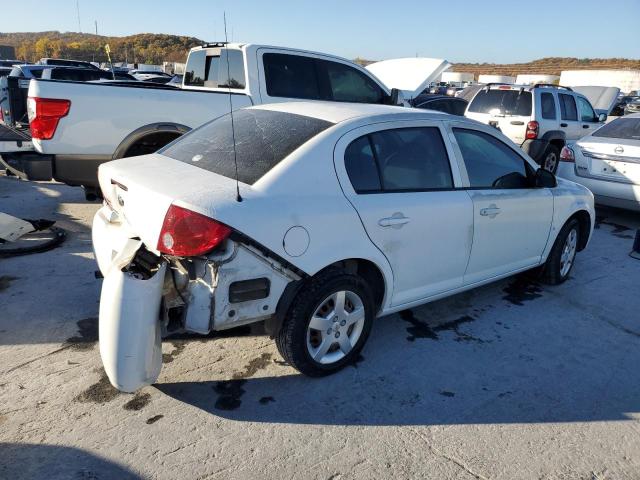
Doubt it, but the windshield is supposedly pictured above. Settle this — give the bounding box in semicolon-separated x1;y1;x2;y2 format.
592;117;640;140
468;89;532;116
160;109;334;185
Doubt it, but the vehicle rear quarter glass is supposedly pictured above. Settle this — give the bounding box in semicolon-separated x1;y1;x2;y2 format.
540;92;557;119
559;93;578;121
592;117;640;140
344;136;381;192
184;49;207;86
160;109;334;185
468;89;532;116
204;50;246;89
453;128;529;188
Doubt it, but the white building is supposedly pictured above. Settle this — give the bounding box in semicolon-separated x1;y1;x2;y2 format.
478;74;515;84
516;74;560;85
560;70;640;93
441;71;474;85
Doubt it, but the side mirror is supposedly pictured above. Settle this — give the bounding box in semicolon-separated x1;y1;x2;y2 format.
387;88;405;106
598;112;607;123
535;168;557;188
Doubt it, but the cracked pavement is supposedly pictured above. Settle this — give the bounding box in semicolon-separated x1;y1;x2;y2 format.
1;174;639;479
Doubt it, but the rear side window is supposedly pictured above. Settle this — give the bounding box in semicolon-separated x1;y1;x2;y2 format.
322;60;384;103
468;89;532;116
344;127;453;193
540;92;556;119
592;117;640;140
559;93;578;121
453;128;530;189
263;53;321;99
160;109;333;185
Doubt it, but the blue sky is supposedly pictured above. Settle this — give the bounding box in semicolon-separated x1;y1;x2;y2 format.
3;0;639;63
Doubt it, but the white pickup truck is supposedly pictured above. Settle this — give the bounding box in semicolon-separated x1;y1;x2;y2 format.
0;43;447;198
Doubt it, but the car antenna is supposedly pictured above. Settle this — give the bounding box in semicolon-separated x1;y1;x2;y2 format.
223;11;242;202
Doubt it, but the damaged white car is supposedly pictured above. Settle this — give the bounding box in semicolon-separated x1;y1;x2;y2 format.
93;102;595;392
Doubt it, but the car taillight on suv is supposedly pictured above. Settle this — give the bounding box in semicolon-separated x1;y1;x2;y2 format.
157;204;232;256
525;121;539;140
27;97;71;140
560;146;575;163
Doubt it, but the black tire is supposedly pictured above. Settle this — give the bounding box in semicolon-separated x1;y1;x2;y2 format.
275;269;375;377
541;219;580;285
540;145;560;174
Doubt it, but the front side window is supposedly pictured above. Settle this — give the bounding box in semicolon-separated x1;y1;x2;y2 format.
540;92;556;119
263;53;321;100
453;128;530;189
577;96;597;122
320;60;384;103
161;109;333;185
559;93;578;121
344;127;453;193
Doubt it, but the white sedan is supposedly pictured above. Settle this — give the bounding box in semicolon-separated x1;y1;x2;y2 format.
557;113;640;211
92;102;595;392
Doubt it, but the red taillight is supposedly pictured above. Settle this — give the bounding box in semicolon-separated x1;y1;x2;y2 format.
560;146;575;163
157;204;232;256
27;97;71;140
525;120;539;140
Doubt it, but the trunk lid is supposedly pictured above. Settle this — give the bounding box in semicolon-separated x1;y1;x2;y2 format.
98;153;242;253
577;136;640;185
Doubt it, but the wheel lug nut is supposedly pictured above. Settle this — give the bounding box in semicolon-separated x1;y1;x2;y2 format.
335;332;340;338
326;328;332;334
340;320;346;326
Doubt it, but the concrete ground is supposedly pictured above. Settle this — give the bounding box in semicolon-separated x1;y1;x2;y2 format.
0;173;639;480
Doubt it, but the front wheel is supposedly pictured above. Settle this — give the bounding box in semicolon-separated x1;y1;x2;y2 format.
275;271;374;376
541;219;580;285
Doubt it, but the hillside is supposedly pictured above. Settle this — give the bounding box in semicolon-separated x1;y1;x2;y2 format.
0;31;204;64
355;56;640;78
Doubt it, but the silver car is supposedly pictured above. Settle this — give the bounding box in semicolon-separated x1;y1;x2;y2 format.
557;113;640;211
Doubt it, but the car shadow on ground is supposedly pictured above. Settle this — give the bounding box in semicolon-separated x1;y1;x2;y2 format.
0;443;141;479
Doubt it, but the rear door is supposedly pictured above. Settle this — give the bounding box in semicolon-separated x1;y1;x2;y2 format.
465;87;532;144
334;120;473;306
447;124;554;284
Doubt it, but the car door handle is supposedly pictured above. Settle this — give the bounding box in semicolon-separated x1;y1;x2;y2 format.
378;214;410;228
479;205;501;218
582;124;590;128
510;120;524;125
560;123;568;127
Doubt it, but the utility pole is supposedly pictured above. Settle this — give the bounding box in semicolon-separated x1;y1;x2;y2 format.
95;20;98;35
76;0;82;33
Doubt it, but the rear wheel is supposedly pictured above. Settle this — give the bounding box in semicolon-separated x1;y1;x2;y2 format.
540;145;560;174
275;270;374;376
541;219;580;285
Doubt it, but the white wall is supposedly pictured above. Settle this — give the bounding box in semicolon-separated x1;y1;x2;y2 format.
516;74;559;85
442;71;474;83
560;70;640;93
478;74;515;84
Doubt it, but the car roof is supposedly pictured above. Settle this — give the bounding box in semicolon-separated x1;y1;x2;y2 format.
251;101;454;124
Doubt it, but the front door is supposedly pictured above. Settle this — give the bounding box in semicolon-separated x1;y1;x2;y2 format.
334;122;473;306
449;126;554;284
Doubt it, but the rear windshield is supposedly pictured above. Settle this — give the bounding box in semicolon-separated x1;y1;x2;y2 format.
592;117;640;140
160;109;334;184
468;89;532;116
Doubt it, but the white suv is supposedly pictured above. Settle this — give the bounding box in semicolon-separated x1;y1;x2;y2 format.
465;84;606;173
